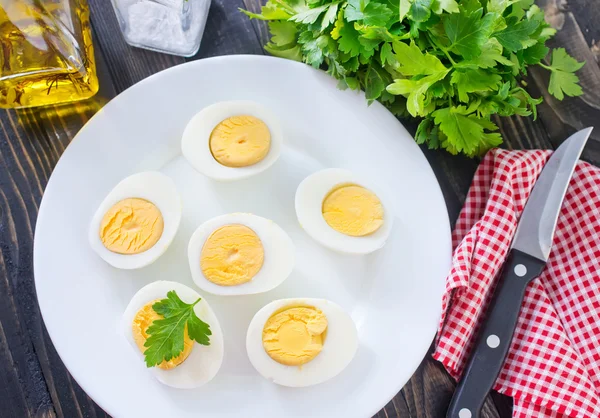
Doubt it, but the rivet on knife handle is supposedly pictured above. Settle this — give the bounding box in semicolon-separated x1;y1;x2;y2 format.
446;250;545;418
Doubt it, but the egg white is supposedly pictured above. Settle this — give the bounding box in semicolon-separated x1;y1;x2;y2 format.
121;280;224;389
188;213;295;296
88;171;182;269
295;168;394;255
181;101;283;181
246;298;358;387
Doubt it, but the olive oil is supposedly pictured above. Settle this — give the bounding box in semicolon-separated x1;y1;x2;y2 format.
0;0;98;108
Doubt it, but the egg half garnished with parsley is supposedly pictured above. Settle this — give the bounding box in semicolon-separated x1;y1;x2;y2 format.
188;213;295;296
181;101;283;181
89;171;182;269
295;168;393;254
122;281;224;388
246;298;358;387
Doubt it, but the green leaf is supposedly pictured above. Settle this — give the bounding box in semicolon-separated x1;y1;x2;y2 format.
486;0;517;14
410;0;433;22
300;33;334;67
186;314;212;346
548;47;585;72
290;4;329;24
264;43;303;61
450;69;502;102
512;87;542;119
460;0;482;13
380;42;397;67
399;0;412;21
144;291;211;368
547;48;585;100
346;0;394;26
365;64;387;100
321;3;340;31
522;42;548;65
356;24;401;41
443;8;495;59
240;3;292;20
416;118;434;144
494;16;540;52
336;19;362;57
387;69;450;116
509;0;534;19
432;0;459;14
392;41;448;76
432;106;500;156
269;21;298;46
456;38;514;69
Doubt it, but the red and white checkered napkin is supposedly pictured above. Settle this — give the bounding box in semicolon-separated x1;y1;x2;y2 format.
433;149;600;418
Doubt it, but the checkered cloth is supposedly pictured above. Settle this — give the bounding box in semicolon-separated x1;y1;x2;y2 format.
433;149;600;418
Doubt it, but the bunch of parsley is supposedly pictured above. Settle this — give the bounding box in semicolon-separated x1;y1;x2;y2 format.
242;0;584;157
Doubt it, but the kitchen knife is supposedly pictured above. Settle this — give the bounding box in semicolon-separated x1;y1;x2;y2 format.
446;127;594;418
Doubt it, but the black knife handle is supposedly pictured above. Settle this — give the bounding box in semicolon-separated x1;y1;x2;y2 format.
446;249;546;418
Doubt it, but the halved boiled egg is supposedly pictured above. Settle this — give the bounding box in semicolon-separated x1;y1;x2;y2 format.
295;168;393;254
89;171;182;269
188;213;295;296
122;280;224;389
246;298;358;387
181;101;283;181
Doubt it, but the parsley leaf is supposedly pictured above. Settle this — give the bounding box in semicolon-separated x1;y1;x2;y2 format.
241;0;584;157
365;63;387;100
144;291;211;368
290;4;330;24
269;21;298;45
451;69;502;102
409;0;434;22
456;38;513;69
321;3;340;30
494;16;540;52
545;48;585;100
399;0;412;21
443;7;495;59
387;69;450;116
432;0;459;14
433;106;501;156
240;2;293;20
392;41;447;76
345;0;393;27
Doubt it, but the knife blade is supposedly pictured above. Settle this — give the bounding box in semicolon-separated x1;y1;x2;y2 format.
446;127;593;418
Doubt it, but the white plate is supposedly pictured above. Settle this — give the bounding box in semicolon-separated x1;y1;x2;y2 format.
34;55;451;418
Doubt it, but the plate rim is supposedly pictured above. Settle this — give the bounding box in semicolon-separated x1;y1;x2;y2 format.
33;54;452;418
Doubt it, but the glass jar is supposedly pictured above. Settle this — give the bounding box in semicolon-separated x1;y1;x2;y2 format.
0;0;99;109
110;0;211;57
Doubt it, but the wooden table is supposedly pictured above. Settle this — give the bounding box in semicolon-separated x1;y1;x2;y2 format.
1;1;598;417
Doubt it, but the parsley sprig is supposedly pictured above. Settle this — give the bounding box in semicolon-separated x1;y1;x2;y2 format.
242;0;584;157
144;291;211;368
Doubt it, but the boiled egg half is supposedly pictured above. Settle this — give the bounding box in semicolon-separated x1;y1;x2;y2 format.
122;280;224;388
89;171;182;269
295;168;393;254
188;213;295;296
246;298;358;387
181;101;283;181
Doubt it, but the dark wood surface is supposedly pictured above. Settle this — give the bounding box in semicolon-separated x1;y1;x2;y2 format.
1;0;598;417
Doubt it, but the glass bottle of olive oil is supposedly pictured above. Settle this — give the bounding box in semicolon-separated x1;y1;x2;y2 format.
0;0;98;108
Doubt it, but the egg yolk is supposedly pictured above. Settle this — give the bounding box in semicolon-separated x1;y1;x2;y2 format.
209;116;271;167
262;306;328;366
322;184;384;237
200;224;264;286
99;198;164;254
132;300;194;370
